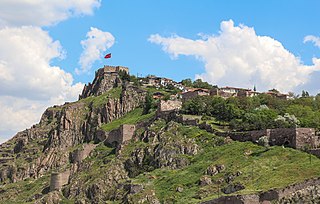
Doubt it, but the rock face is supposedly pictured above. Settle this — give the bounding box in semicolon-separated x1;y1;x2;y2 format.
79;65;128;99
124;121;200;177
0;67;146;185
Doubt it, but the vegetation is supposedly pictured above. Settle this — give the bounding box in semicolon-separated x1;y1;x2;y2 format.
182;94;320;131
80;86;122;108
181;78;216;89
100;108;155;132
135;139;320;203
0;175;50;204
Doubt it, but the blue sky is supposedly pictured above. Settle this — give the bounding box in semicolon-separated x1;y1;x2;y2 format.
0;0;320;142
49;0;320;85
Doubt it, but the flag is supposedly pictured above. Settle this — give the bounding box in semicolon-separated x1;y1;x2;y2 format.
104;53;111;59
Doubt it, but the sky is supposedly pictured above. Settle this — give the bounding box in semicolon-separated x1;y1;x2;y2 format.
1;0;320;143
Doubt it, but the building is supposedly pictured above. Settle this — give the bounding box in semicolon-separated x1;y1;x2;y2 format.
96;65;129;75
265;91;289;100
210;86;256;98
181;88;210;101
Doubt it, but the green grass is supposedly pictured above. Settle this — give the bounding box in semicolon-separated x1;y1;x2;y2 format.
134;140;320;203
0;175;50;204
79;86;122;108
100;108;155;132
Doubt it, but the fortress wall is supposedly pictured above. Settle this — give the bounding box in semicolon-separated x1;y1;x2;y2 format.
70;144;96;163
268;128;296;147
295;128;315;149
120;124;135;142
50;170;70;191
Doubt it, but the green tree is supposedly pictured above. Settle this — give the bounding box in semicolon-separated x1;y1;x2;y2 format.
143;92;155;114
181;78;193;87
193;79;213;89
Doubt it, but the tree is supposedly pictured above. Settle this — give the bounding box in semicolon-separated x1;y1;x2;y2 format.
143;92;155;114
193;79;213;89
274;113;300;128
181;78;193;87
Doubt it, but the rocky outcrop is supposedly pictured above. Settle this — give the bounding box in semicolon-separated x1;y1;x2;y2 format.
0;69;146;185
79;66;123;99
124;121;200;177
65;161;129;203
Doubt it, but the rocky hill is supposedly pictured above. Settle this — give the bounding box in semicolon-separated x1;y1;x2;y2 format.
1;66;320;204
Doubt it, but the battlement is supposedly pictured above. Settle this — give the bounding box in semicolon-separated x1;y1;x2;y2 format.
97;65;129;75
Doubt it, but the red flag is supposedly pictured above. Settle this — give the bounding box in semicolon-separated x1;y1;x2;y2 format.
104;53;111;59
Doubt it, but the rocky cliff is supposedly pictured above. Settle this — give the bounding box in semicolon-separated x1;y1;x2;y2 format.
2;66;320;204
0;67;146;186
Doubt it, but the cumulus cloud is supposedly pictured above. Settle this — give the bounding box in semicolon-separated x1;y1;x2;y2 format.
0;0;101;27
304;35;320;48
149;20;320;92
77;27;115;74
0;26;83;143
0;1;104;143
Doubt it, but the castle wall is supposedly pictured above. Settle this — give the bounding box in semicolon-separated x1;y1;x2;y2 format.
158;100;182;113
120;124;135;142
228;130;268;143
102;124;135;146
269;128;296;147
204;177;320;203
228;128;316;149
70;144;96;163
101;65;129;74
294;128;315;149
50;170;70;191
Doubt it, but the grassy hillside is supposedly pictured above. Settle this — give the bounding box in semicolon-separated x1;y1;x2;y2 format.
100;108;155;132
133;141;320;203
1;105;320;203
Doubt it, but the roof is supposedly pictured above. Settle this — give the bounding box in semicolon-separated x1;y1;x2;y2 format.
220;86;252;91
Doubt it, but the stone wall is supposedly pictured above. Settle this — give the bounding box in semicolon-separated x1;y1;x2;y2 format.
50;170;70;191
228;130;268;143
268;128;296;147
157;100;182;120
97;65;129;75
201;194;260;204
157;100;182;113
308;149;320;157
295;128;316;149
177;115;200;126
228;128;316;149
97;124;136;146
70;144;96;163
204;177;320;204
120;124;135;143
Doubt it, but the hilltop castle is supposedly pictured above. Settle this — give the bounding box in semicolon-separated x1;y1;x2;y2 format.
96;65;129;75
79;65;129;99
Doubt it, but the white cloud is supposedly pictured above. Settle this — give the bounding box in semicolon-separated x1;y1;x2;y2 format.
0;0;101;27
304;35;320;48
77;27;115;74
149;20;320;93
0;26;83;142
0;1;104;143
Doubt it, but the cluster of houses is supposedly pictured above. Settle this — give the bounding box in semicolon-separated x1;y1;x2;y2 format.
140;75;290;101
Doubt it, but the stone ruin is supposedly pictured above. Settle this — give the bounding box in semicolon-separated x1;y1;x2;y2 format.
50;170;70;191
70;143;96;164
202;177;320;204
228;128;319;150
96;124;136;146
79;65;129;99
156;100;182;120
